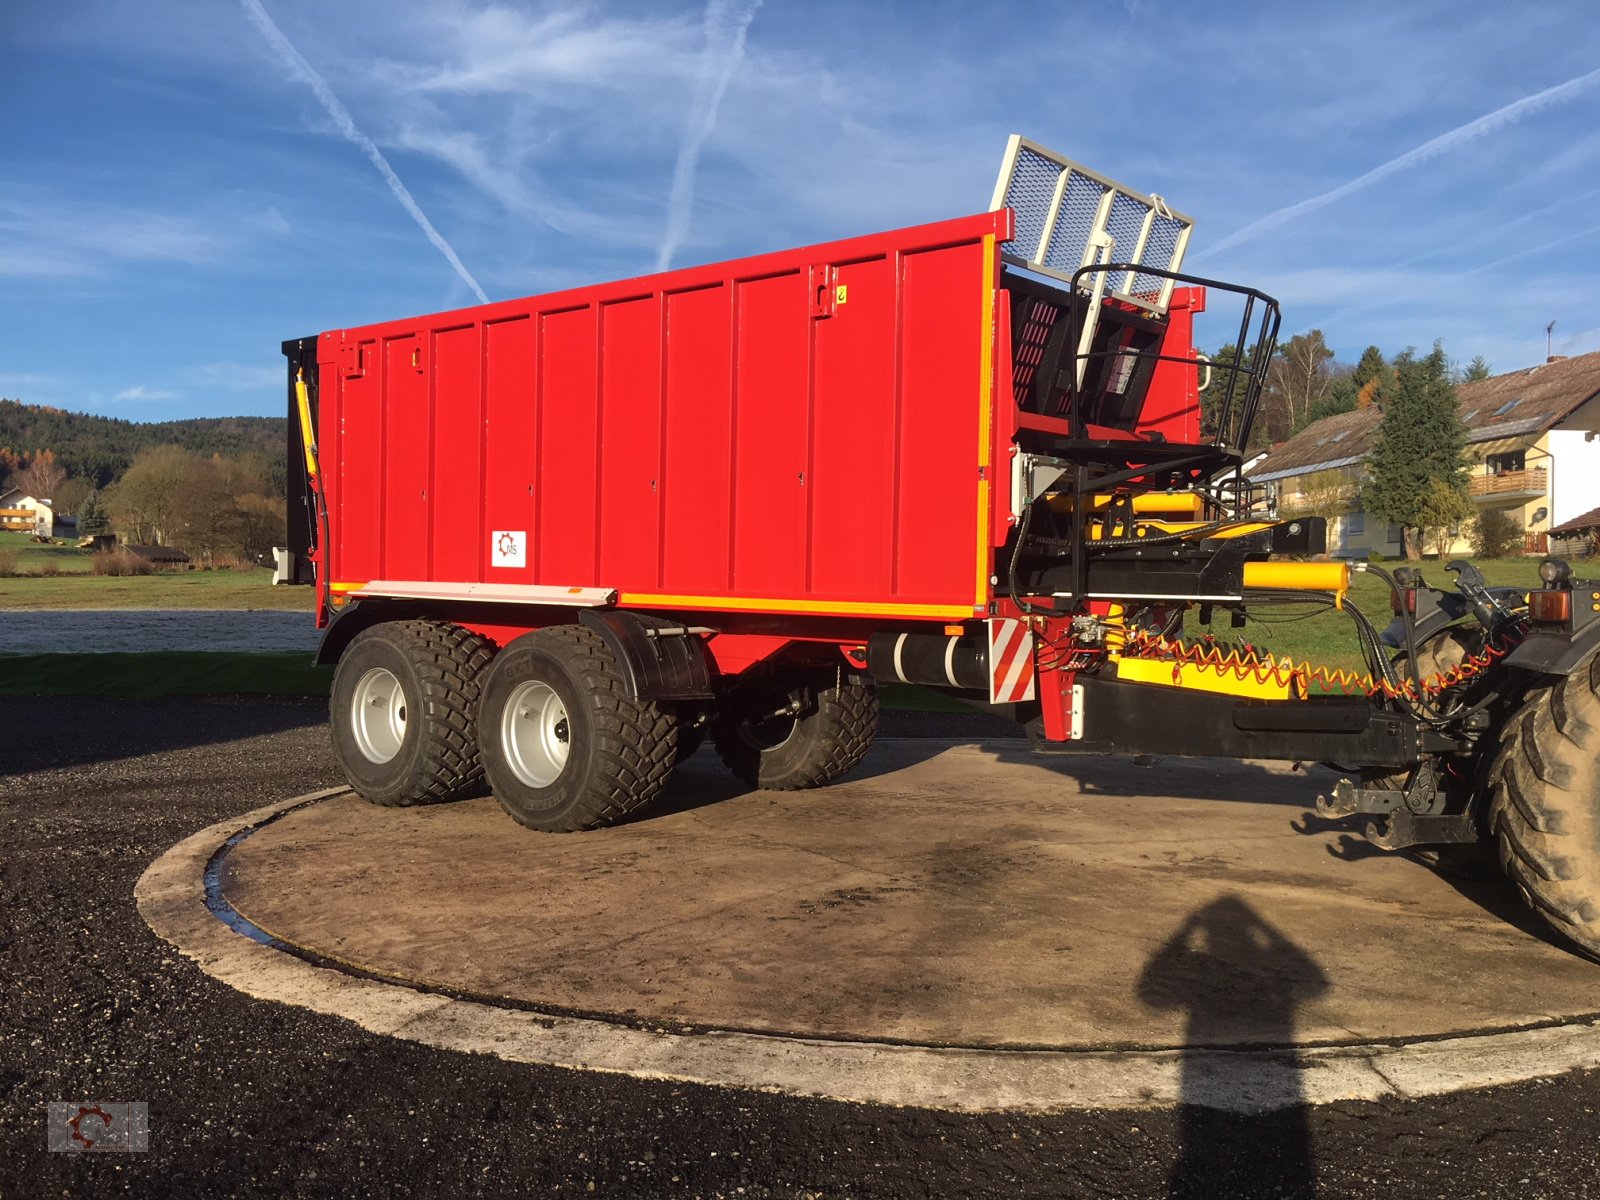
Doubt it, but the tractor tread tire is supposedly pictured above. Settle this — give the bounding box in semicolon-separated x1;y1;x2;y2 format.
332;620;495;807
1489;651;1600;954
714;670;879;791
482;626;678;832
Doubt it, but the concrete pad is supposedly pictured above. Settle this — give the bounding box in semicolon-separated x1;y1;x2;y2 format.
216;741;1597;1049
137;741;1600;1111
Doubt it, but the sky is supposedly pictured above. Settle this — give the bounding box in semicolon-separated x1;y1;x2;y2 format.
3;0;1600;423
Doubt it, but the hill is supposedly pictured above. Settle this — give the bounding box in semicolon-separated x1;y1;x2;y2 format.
0;398;286;489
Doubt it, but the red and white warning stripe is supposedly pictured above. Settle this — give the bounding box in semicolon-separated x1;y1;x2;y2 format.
988;618;1036;704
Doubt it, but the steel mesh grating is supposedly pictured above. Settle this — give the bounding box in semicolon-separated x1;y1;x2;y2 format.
1043;173;1108;276
1002;147;1064;263
1130;213;1185;298
993;136;1193;311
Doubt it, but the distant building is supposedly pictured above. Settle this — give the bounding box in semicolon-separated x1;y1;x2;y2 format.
0;488;56;537
125;544;193;566
1246;351;1600;557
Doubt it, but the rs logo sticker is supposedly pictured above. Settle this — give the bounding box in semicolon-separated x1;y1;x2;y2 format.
491;530;526;568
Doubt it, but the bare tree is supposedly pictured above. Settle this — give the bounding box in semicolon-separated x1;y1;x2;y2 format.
16;449;66;499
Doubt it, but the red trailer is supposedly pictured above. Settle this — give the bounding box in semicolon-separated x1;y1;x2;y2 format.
284;137;1600;959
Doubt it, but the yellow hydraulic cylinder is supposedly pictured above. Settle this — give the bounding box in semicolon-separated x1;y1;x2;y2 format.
1048;492;1206;516
1242;560;1350;604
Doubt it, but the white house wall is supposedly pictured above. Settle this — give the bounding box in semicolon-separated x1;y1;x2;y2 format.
1549;429;1600;526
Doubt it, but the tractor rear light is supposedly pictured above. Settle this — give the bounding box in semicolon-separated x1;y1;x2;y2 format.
1390;588;1416;614
1529;589;1572;624
1539;558;1573;585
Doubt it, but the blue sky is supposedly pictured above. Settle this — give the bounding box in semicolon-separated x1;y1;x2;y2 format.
3;0;1599;423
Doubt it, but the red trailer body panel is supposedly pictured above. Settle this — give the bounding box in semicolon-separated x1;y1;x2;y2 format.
318;211;1013;623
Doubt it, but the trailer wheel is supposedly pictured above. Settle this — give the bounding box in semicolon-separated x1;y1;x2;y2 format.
330;620;495;807
713;667;879;790
1489;648;1600;958
479;626;679;832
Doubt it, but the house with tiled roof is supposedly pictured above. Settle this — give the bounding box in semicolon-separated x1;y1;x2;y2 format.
1246;350;1600;557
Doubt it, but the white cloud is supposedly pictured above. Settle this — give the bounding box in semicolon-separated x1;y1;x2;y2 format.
111;386;179;404
1202;63;1600;260
182;363;286;392
656;0;763;271
240;0;489;303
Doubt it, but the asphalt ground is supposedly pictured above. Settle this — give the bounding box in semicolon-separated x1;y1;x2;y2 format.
6;696;1600;1198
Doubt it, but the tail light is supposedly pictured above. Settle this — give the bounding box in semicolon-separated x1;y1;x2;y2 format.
1390;588;1417;614
1529;590;1572;624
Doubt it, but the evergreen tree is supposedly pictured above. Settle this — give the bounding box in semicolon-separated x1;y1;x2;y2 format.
1362;343;1469;561
77;488;108;536
1463;355;1492;383
1351;345;1388;388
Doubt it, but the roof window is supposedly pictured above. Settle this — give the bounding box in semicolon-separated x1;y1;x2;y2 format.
1493;397;1523;417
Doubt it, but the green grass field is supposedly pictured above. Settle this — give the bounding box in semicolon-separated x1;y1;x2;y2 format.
0;518;1550;687
1201;555;1544;674
0;531;315;610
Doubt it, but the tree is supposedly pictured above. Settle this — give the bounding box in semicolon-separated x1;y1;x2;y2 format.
52;475;93;516
1414;477;1474;558
1362;342;1470;560
77;489;109;536
1256;330;1336;441
1283;468;1359;523
1468;508;1522;558
1203;341;1275;450
16;448;66;499
104;445;194;544
1351;345;1388;389
1463;355;1492;383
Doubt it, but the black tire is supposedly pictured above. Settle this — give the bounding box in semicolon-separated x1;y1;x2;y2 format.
1489;649;1600;957
478;625;678;832
713;665;879;790
329;620;495;807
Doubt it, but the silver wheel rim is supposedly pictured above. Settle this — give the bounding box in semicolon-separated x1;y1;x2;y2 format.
502;680;570;787
351;667;407;764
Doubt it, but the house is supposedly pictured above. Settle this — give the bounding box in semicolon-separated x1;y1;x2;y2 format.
0;488;56;537
1549;505;1600;559
1246;350;1600;557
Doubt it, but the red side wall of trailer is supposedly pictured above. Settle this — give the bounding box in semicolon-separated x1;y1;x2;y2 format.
318;210;1013;623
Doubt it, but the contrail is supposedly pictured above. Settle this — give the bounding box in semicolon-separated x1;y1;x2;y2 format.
1203;65;1600;260
655;0;762;272
239;0;489;303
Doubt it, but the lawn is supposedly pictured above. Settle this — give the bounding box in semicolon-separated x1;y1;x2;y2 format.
0;520;1552;673
1204;555;1546;674
0;532;315;610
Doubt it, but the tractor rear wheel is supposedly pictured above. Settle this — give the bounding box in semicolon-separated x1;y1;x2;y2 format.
479;625;679;832
713;666;878;790
330;620;495;807
1489;648;1600;958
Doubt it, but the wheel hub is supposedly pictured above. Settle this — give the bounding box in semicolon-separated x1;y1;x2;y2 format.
351;667;407;764
503;680;571;787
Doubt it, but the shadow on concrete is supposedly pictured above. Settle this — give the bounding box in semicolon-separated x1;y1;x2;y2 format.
993;744;1332;807
1138;895;1328;1200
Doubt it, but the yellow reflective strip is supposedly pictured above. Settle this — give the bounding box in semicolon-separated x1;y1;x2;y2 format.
976;234;996;608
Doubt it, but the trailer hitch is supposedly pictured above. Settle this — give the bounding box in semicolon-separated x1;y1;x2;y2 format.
1314;774;1479;850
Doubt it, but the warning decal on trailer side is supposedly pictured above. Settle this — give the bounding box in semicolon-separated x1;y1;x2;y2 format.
988;618;1036;704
